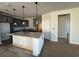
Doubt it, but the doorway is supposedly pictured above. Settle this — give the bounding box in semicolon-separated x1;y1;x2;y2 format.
58;14;70;43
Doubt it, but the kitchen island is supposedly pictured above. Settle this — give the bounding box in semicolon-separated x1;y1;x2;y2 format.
11;31;44;56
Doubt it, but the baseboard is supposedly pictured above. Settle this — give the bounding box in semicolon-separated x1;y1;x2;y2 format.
50;39;58;42
69;41;79;45
44;38;58;42
58;37;67;39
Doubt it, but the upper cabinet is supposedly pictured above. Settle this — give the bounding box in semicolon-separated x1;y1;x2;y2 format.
0;15;13;23
22;20;29;27
0;11;29;27
13;19;29;27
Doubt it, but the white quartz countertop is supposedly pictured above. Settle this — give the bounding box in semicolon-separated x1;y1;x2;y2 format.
11;31;42;38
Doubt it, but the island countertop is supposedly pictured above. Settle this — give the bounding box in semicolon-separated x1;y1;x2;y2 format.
11;31;42;38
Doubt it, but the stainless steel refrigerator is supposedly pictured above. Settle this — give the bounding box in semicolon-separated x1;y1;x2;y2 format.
0;23;10;44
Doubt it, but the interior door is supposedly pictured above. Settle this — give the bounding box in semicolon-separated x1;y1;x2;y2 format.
58;15;67;38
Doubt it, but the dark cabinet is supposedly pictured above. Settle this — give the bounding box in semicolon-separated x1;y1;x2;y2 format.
18;20;23;26
0;15;13;23
0;15;6;22
0;11;30;33
22;20;29;27
13;19;29;27
0;13;29;27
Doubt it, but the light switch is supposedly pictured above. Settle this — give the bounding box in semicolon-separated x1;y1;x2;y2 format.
52;28;55;30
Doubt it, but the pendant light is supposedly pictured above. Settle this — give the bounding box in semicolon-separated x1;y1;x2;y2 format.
22;6;25;25
35;2;38;19
13;8;17;25
35;2;39;25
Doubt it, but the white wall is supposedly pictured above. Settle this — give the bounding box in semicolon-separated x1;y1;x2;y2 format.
42;7;79;44
42;13;51;40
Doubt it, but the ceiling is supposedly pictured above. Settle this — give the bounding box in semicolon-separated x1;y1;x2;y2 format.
0;2;79;18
